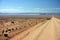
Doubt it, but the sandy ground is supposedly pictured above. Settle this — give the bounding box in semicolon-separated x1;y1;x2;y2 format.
9;20;46;40
0;18;46;40
10;17;60;40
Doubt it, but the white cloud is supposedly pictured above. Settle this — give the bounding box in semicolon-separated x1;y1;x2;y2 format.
33;8;60;13
0;8;25;13
0;8;60;13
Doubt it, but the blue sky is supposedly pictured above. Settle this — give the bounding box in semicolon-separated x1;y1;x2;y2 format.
0;0;60;13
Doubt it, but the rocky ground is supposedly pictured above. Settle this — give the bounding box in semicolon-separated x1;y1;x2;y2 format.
0;17;47;40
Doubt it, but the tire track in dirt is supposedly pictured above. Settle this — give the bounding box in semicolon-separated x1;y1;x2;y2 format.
10;21;47;40
21;20;50;40
35;17;56;40
52;18;60;40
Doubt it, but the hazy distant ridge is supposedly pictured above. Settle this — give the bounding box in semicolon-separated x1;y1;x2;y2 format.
0;13;60;15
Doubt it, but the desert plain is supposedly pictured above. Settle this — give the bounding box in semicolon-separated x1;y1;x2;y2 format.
0;15;60;40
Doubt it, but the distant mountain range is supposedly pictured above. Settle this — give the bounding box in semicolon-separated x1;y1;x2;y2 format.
0;13;60;15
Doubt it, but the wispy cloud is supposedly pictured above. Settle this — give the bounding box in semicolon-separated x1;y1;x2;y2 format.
0;8;60;13
33;8;60;13
0;7;24;13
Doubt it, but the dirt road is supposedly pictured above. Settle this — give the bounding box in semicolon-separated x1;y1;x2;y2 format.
10;17;60;40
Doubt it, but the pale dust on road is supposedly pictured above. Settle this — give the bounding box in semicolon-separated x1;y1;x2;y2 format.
52;18;60;40
10;17;60;40
10;20;46;40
